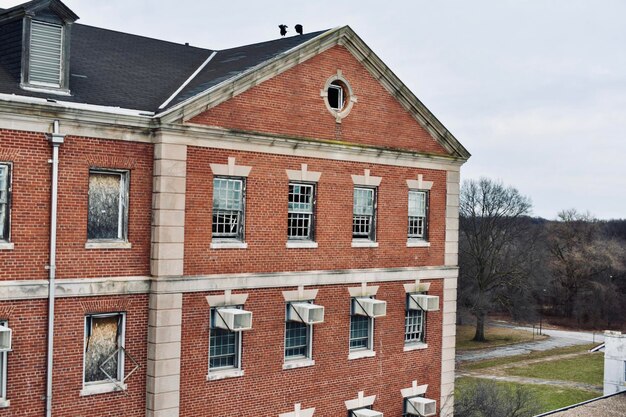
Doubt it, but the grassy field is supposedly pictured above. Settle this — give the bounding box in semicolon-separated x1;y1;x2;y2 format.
456;324;547;350
456;377;599;414
460;343;596;371
505;352;604;386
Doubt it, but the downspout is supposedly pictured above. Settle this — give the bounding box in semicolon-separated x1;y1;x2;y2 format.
45;121;64;417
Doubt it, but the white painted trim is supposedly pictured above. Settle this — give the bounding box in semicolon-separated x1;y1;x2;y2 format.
286;241;318;249
282;287;319;302
0;267;458;300
348;349;376;360
403;342;428;352
210;241;248;250
351;240;379;248
0;399;9;408
159;51;218;110
285;164;322;183
406;174;433;191
206;291;249;307
209;156;252;177
0;93;153;117
351;169;382;187
85;241;132;250
282;358;315;370
345;391;376;410
79;382;127;396
348;284;379;297
206;369;244;381
401;381;429;398
406;240;430;248
0;243;14;250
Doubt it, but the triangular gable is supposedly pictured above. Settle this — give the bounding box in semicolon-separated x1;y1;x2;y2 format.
158;26;470;160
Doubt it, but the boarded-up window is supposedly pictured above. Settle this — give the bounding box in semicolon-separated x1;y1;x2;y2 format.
84;314;123;383
87;170;128;240
0;164;10;241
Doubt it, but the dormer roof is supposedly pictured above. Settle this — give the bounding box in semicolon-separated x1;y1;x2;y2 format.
0;0;78;24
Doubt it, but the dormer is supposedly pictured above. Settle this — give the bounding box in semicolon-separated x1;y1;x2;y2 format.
0;0;78;95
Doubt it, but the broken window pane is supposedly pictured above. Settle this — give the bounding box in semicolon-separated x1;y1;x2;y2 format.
0;164;9;241
84;314;122;383
328;81;345;110
212;178;244;239
88;171;127;240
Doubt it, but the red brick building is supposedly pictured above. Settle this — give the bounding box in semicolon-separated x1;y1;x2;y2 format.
0;1;470;416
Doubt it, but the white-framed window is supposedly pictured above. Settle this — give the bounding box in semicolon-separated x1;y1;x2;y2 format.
212;177;245;241
328;81;345;110
0;164;11;242
288;183;315;241
350;298;373;351
284;301;322;362
83;313;125;387
87;169;129;241
209;307;242;371
353;187;376;241
408;190;428;240
405;295;426;345
0;320;8;405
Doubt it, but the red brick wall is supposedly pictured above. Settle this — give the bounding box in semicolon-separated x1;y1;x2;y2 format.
184;147;446;276
0;295;148;417
0;129;153;280
189;45;450;156
180;280;443;417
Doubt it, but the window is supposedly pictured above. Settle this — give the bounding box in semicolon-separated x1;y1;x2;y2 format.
285;320;310;359
84;313;124;386
353;187;376;241
328;81;345;110
212;177;245;241
87;170;129;241
288;183;315;241
0;164;10;242
350;298;374;351
29;21;63;87
405;300;425;344
0;320;8;405
408;190;428;240
209;307;242;371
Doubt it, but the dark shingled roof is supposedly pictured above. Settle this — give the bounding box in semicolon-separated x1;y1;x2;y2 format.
0;8;327;112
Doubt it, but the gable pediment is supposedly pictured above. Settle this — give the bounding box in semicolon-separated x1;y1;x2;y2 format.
159;26;469;160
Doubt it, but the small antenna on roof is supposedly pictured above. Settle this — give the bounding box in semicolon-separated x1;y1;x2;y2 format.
279;24;288;36
295;24;303;35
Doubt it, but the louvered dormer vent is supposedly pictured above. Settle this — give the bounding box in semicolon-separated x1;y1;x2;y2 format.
28;20;63;87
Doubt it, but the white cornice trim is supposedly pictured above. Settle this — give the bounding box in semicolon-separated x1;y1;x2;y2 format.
0;267;458;300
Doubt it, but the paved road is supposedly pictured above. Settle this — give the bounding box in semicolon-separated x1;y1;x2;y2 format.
456;324;605;363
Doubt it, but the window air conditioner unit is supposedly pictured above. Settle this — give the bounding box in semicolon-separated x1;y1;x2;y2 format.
407;397;437;417
352;409;383;417
0;324;11;352
408;295;439;312
213;308;253;331
353;298;387;318
288;302;325;324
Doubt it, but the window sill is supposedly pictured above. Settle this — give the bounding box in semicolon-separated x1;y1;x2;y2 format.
0;242;14;250
0;399;9;408
283;358;315;370
210;241;248;250
404;342;428;352
206;368;244;381
351;240;379;248
85;241;132;250
348;349;376;360
80;382;127;396
286;241;318;249
407;240;430;248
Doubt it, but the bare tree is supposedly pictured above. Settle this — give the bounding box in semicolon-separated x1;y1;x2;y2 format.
455;379;539;417
459;178;533;341
547;209;625;323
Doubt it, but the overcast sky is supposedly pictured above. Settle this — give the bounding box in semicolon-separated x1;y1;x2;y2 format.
4;0;625;219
